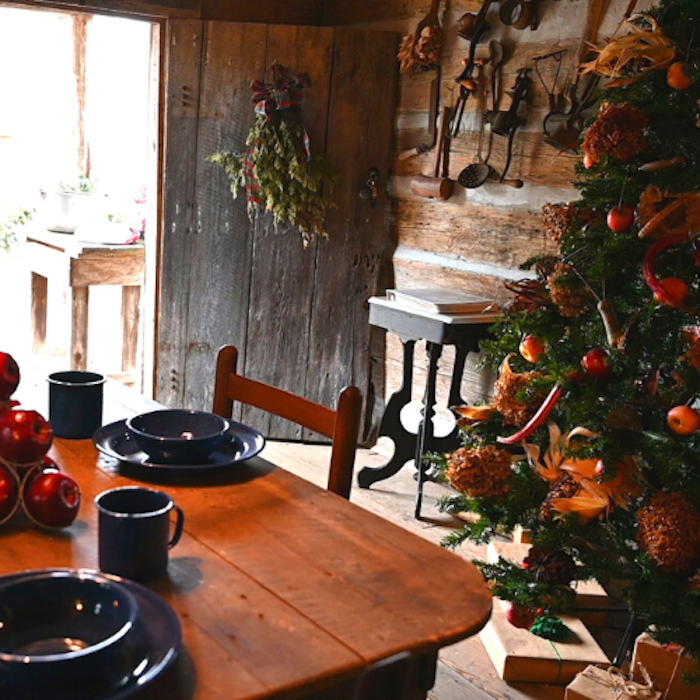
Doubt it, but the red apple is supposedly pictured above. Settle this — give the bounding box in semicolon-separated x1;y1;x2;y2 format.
22;468;80;528
667;405;700;436
0;463;20;525
582;348;612;380
607;205;636;233
583;153;597;169
594;459;605;477
0;409;53;465
0;352;20;401
519;335;546;363
505;601;536;629
667;61;695;90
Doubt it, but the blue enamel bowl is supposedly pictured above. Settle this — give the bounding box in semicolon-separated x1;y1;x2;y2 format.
0;570;137;692
126;409;230;464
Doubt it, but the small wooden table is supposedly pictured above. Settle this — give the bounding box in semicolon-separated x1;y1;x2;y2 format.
359;297;496;519
24;228;145;378
2;382;493;699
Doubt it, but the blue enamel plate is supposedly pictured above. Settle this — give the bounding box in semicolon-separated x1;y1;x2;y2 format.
94;419;265;471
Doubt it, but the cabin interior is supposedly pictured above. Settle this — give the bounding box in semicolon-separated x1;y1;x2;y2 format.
0;0;667;698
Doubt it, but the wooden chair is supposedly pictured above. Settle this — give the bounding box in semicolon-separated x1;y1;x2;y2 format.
212;345;362;499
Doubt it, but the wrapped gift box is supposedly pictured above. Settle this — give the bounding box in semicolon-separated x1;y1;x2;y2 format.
565;664;661;700
486;541;611;627
511;525;532;544
479;610;610;685
632;633;700;700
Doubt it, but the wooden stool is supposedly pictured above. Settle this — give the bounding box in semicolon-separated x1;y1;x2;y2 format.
24;229;145;383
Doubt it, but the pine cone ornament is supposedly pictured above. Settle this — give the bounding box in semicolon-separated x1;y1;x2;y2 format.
637;492;700;574
540;473;579;520
493;356;546;426
581;103;649;166
504;257;559;313
524;547;578;586
542;203;597;245
445;445;514;499
547;263;594;318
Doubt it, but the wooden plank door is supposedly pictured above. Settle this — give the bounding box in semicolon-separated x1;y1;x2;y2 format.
157;20;397;441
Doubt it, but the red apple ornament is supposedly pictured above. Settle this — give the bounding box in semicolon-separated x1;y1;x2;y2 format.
0;463;20;525
582;348;612;380
505;601;536;629
22;467;80;528
667;405;700;436
0;352;20;402
519;335;546;363
667;62;695;90
607;205;636;233
0;409;53;465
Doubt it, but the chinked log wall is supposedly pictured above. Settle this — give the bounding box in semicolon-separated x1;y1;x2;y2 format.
325;0;654;415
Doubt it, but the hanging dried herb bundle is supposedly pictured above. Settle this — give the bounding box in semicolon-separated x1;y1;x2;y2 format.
209;65;339;246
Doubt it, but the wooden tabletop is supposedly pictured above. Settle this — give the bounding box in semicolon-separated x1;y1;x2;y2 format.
2;382;493;699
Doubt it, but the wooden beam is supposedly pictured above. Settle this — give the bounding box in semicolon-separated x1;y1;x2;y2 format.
72;14;90;176
200;0;328;24
0;0;200;20
318;0;402;25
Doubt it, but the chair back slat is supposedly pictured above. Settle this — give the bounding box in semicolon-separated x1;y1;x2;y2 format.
212;345;361;499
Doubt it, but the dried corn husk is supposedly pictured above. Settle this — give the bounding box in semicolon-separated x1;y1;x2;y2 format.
398;25;442;74
581;16;676;87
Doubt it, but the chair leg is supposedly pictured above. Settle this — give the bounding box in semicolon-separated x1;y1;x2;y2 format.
352;651;437;700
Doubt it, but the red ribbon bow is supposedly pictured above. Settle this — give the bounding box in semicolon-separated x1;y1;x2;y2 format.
250;64;311;121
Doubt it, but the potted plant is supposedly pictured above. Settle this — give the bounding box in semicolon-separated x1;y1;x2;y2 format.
40;174;100;233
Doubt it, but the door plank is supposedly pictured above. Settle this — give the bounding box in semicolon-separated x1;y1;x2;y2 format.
306;28;399;440
242;24;334;439
157;19;204;407
181;21;268;411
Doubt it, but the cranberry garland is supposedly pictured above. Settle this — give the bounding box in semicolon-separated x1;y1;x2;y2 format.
0;351;80;529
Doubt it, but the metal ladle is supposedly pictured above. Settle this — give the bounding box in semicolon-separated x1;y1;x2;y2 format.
457;41;504;189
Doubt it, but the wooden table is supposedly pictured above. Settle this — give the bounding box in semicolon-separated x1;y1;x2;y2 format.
24;228;145;379
2;382;493;699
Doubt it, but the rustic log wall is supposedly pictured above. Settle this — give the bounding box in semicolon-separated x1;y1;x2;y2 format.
337;0;655;419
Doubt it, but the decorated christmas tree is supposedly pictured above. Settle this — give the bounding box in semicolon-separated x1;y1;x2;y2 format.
437;0;700;669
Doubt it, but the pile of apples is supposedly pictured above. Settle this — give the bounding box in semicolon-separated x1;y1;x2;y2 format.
0;351;81;529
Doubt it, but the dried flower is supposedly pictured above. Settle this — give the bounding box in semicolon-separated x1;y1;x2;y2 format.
446;445;514;498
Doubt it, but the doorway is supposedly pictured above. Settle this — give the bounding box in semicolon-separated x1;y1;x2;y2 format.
0;7;158;398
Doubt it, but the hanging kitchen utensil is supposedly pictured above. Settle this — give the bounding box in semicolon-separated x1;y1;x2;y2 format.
458;113;491;188
457;0;494;42
450;22;490;138
487;68;531;183
487;166;523;188
534;49;567;124
414;0;442;43
543;72;599;152
458;53;499;189
499;0;538;30
410;105;454;200
488;67;531;137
